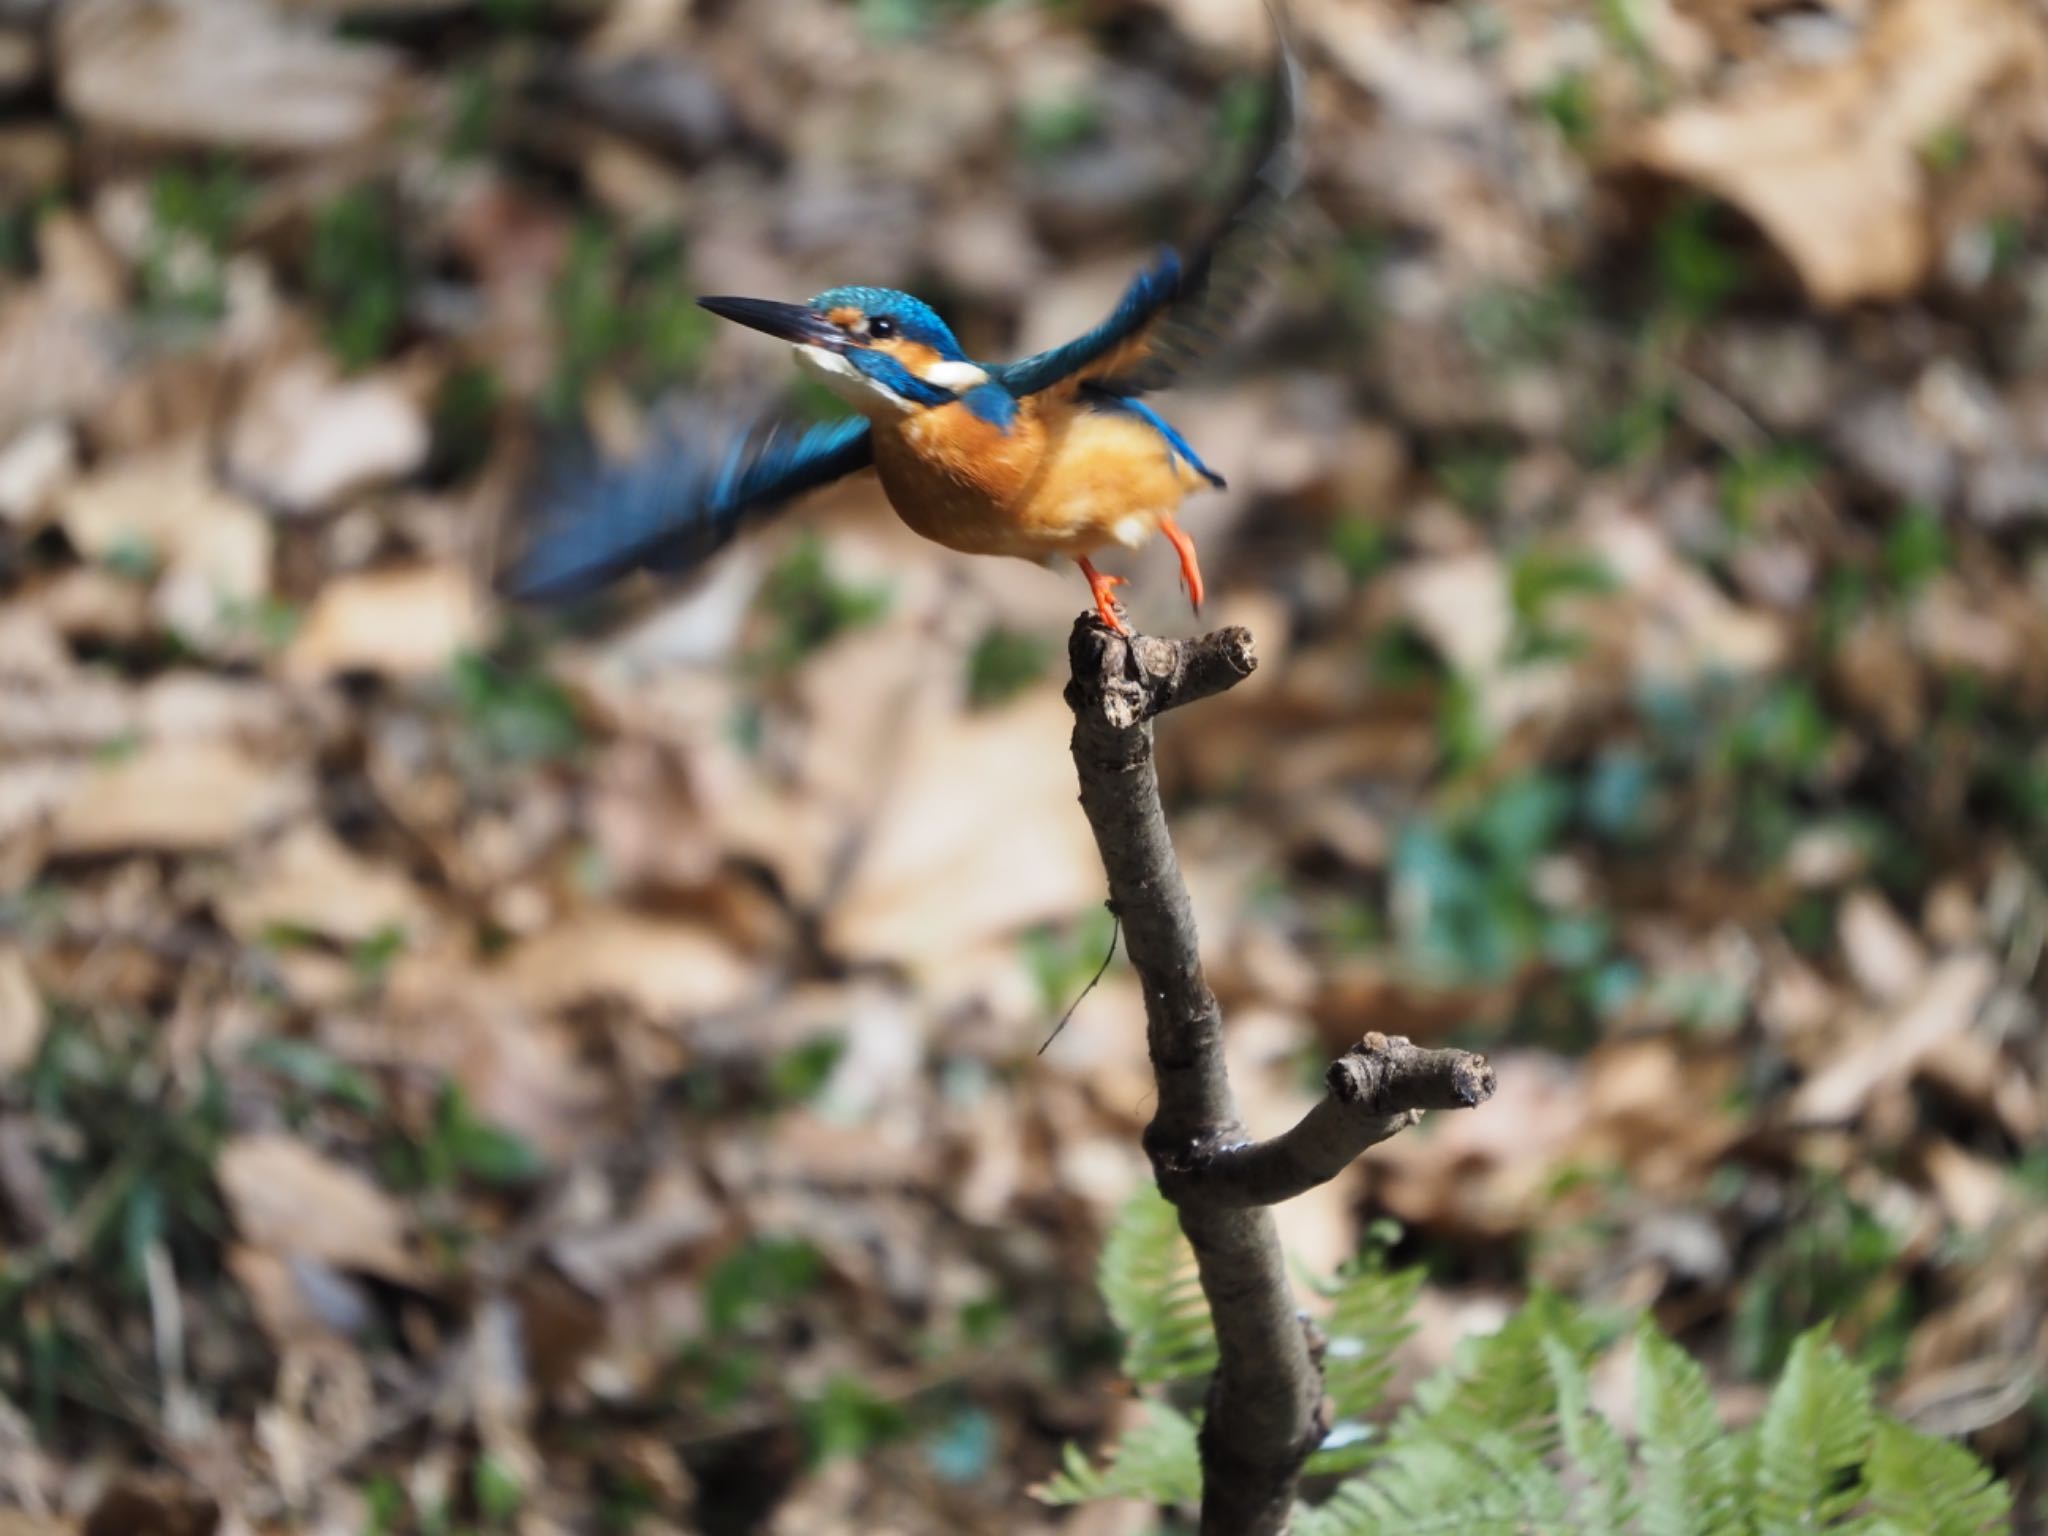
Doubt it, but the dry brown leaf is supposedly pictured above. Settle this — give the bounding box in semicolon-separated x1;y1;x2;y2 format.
0;421;76;529
227;357;429;516
1370;1052;1590;1236
215;821;431;944
1913;581;2022;675
1792;952;1998;1123
1635;0;2048;304
584;740;721;895
29;566;152;647
0;948;44;1076
37;210;124;312
56;0;405;151
0;604;79;683
368;966;606;1154
57;439;273;650
549;1167;721;1298
0;676;129;756
1035;970;1153;1112
284;563;483;680
0;763;72;873
227;1244;374;1347
1921;1139;2008;1233
500;909;754;1019
755;1109;938;1192
948;1091;1026;1225
1399;550;1578;734
0;606;134;754
823;692;1105;964
0;285;120;443
137;672;294;747
1580;1039;1740;1193
1837;888;1929;1004
695;767;846;912
1402;551;1509;675
48;741;311;855
1759;950;1842;1042
217;1133;420;1283
1230;1008;1359;1286
1592;507;1786;680
1298;0;1498;132
0;32;37;96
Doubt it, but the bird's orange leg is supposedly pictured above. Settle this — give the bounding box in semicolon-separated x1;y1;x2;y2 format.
1077;556;1131;636
1159;514;1205;614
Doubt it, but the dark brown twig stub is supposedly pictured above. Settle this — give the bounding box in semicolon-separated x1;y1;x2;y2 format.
1062;614;1496;1536
1155;1033;1497;1209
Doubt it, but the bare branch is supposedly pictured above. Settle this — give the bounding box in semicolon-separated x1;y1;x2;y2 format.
1062;614;1494;1536
1156;1033;1496;1209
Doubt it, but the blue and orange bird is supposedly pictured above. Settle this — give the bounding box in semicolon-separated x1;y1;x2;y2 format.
499;25;1302;637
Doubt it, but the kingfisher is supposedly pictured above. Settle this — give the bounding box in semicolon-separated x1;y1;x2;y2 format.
499;25;1301;638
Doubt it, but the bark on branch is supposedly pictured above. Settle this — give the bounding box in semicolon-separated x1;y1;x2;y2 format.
1063;613;1496;1536
1155;1033;1497;1209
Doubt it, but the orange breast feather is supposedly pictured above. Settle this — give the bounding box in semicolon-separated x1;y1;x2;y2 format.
873;397;1202;561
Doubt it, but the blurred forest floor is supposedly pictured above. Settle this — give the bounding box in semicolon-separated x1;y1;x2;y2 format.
2;0;2048;1531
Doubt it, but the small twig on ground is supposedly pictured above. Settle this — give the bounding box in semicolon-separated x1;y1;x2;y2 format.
1062;613;1496;1536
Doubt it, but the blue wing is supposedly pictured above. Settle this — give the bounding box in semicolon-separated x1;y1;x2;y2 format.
990;25;1304;401
990;254;1185;399
498;411;873;602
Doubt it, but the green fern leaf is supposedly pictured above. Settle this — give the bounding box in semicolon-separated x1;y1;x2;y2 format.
1098;1186;1217;1385
1636;1324;1744;1536
1403;1291;1591;1460
1301;1299;1586;1536
1317;1257;1425;1423
1302;1427;1381;1480
1075;1203;2012;1536
1852;1416;2011;1536
1034;1402;1202;1507
1303;1253;1425;1474
1296;1427;1570;1536
1542;1331;1632;1535
1752;1326;1876;1533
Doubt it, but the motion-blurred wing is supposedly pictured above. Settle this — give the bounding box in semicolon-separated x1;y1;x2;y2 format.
498;411;872;602
991;25;1304;401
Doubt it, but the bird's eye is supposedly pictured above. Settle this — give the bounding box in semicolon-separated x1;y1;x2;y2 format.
869;316;897;339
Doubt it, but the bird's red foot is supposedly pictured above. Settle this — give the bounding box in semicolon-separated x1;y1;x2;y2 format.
1159;514;1205;615
1077;556;1131;636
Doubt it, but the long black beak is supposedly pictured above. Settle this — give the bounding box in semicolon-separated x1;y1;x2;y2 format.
697;296;847;350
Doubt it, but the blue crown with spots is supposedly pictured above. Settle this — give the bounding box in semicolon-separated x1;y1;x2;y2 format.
810;285;967;360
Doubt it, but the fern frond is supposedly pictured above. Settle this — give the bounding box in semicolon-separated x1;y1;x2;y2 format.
1077;1199;2012;1536
1098;1185;1217;1385
1300;1301;1594;1536
1752;1326;1875;1532
1542;1331;1632;1535
1402;1290;1590;1460
1853;1416;2011;1536
1636;1324;1744;1536
1295;1424;1569;1536
1302;1424;1380;1479
1033;1402;1202;1507
1316;1257;1425;1423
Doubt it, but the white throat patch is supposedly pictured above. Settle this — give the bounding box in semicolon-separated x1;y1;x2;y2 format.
923;359;990;391
795;344;913;415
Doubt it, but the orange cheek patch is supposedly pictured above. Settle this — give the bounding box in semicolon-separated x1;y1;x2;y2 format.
874;338;941;375
827;306;864;329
